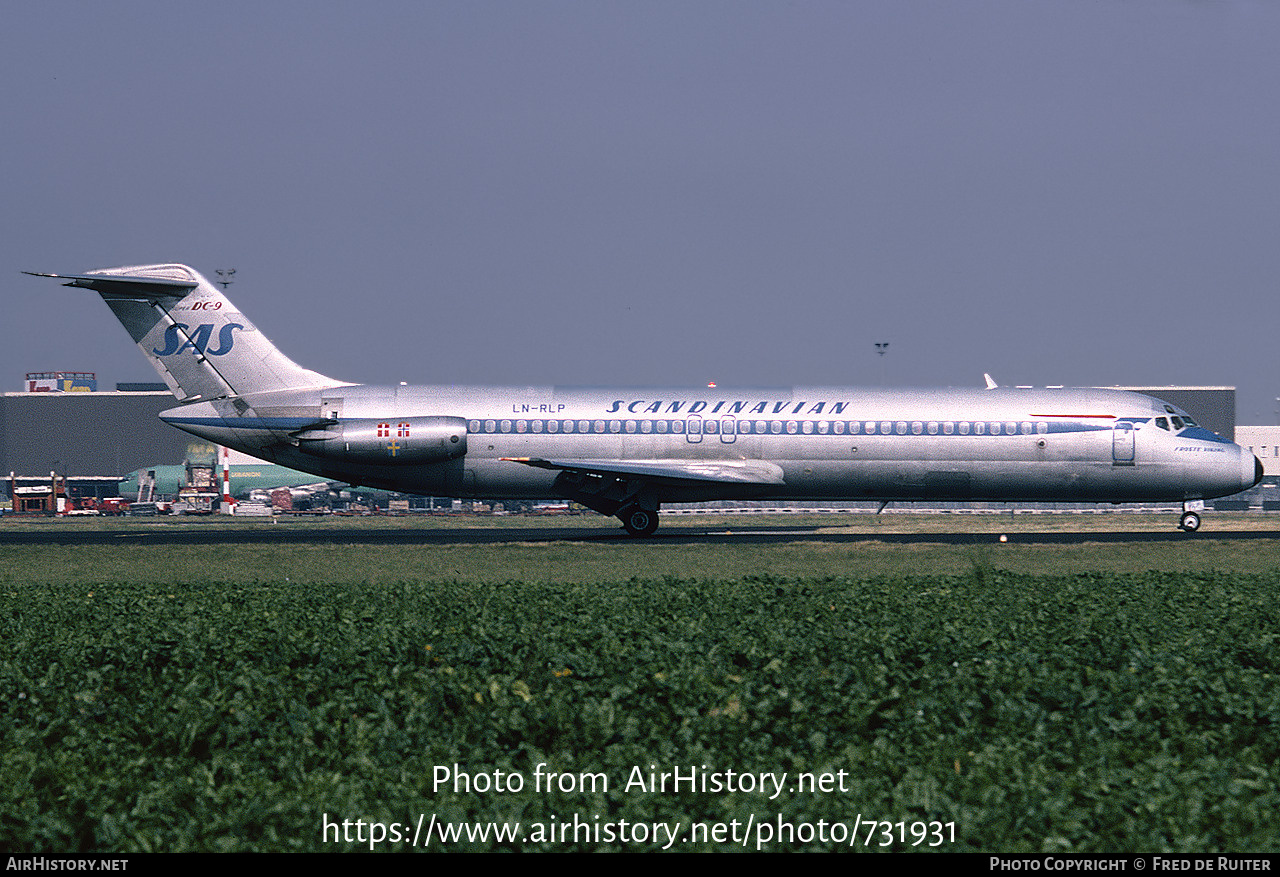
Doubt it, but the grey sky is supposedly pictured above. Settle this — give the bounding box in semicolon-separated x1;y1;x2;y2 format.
4;2;1279;422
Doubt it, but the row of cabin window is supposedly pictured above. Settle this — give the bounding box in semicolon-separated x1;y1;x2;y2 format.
469;418;1052;437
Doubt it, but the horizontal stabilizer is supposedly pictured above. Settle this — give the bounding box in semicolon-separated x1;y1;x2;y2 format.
23;270;197;301
501;457;786;486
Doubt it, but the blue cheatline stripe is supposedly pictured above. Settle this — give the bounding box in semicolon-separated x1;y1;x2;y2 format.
461;418;1112;437
1178;426;1233;445
161;416;320;431
167;415;1231;443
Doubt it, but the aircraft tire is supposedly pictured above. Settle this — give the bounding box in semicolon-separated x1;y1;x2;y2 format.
620;505;659;537
1179;511;1202;533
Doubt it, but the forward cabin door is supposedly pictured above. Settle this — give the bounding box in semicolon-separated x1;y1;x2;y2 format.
1112;422;1135;466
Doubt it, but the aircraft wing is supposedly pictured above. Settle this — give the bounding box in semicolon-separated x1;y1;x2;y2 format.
501;457;786;486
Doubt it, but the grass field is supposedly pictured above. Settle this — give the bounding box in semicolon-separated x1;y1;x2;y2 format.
2;514;1278;852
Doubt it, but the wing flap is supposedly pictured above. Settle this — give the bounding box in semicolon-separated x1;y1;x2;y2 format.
501;457;786;486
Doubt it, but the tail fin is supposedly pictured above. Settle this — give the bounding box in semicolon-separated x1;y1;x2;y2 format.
26;264;342;401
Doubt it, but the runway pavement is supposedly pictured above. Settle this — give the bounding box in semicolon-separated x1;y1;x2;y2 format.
0;522;1275;547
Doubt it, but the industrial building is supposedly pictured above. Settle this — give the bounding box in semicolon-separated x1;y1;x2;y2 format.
1;382;189;505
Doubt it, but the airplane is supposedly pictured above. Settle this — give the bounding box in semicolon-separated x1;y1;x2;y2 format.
119;459;339;503
27;264;1262;535
119;441;346;503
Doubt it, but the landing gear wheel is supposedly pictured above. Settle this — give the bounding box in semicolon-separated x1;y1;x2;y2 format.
619;505;659;537
1179;511;1202;533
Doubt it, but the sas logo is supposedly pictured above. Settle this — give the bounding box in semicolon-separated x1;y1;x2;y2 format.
152;323;245;357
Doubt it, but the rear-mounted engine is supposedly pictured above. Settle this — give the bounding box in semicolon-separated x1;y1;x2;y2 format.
293;416;467;463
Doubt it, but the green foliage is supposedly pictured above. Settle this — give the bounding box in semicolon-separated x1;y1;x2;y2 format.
2;570;1278;851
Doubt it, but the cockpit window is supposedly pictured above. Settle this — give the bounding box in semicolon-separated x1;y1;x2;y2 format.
1155;417;1170;431
1171;416;1185;430
1183;417;1198;427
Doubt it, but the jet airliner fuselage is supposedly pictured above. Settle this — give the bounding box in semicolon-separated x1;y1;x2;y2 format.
27;264;1262;534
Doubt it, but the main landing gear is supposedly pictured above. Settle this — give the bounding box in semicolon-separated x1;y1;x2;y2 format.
1178;500;1204;533
618;504;660;537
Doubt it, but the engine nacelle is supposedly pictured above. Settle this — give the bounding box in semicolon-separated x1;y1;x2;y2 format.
294;416;467;464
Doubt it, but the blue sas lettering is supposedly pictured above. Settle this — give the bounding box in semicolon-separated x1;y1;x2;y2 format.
153;323;245;357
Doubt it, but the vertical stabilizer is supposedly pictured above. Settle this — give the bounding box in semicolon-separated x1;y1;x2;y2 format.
26;264;342;401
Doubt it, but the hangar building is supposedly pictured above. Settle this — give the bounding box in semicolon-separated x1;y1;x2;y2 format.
1;389;189;491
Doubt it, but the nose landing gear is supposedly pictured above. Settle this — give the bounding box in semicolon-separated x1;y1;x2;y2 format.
1178;500;1204;533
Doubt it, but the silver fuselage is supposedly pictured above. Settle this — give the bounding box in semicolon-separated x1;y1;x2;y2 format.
162;383;1259;504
